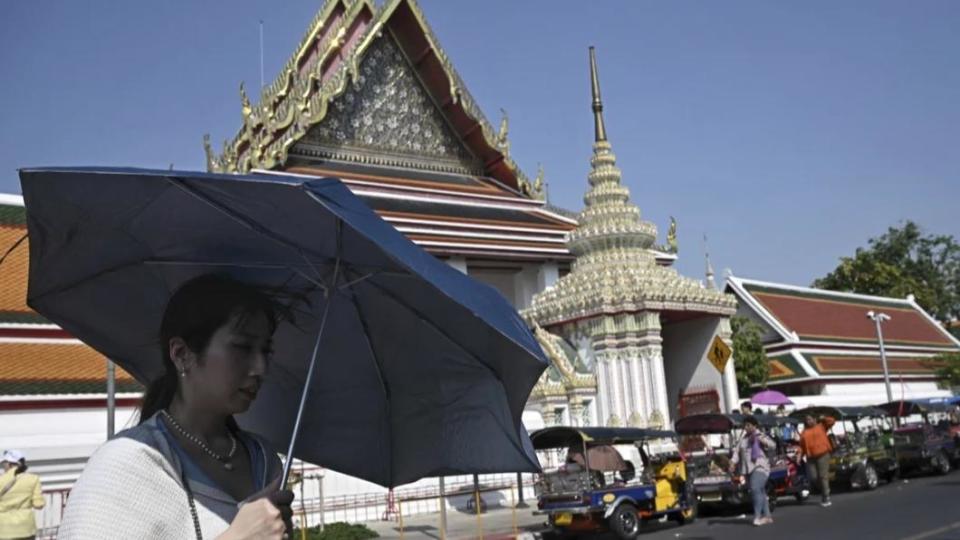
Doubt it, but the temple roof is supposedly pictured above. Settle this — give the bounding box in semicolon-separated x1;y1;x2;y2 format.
207;0;540;197
727;277;959;350
0;197;137;396
728;277;960;386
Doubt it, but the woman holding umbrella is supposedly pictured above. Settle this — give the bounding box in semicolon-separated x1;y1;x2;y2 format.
58;275;294;540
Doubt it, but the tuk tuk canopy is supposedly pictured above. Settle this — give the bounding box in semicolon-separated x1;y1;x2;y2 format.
674;413;800;435
790;406;889;421
530;427;676;450
876;400;955;418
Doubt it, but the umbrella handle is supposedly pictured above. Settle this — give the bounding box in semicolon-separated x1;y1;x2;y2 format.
280;255;340;490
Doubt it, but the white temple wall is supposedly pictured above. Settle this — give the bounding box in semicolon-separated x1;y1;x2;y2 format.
786;381;950;409
661;317;731;417
512;265;541;310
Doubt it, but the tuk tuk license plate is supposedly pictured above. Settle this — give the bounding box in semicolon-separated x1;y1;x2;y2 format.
700;492;723;502
554;513;573;526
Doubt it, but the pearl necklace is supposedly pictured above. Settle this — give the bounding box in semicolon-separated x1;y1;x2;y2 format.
161;410;238;470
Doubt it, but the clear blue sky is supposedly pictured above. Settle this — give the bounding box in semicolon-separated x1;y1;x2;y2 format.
2;1;958;286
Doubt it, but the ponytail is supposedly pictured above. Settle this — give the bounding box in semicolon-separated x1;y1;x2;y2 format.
139;364;178;425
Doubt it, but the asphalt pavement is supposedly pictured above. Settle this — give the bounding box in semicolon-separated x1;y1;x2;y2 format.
371;472;960;539
552;473;960;540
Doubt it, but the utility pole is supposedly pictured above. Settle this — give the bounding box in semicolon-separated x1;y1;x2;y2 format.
867;311;893;403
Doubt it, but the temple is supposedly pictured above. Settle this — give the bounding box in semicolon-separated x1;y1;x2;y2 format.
727;276;960;406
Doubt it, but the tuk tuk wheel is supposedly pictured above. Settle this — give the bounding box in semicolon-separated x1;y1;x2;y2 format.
934;452;952;475
766;484;778;513
860;463;879;490
795;488;810;504
609;503;640;540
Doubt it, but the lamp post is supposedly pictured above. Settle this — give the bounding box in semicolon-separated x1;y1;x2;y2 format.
867;311;893;403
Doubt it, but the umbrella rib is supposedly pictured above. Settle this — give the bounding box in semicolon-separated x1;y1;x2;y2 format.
165;177;331;281
342;269;393;484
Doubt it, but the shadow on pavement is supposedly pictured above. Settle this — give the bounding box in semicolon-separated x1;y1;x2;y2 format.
399;526;440;539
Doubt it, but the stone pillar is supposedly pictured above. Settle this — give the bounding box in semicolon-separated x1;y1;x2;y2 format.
595;358;610;427
718;317;740;412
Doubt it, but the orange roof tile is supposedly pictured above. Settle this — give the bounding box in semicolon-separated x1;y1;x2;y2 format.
0;224;31;314
0;342;134;382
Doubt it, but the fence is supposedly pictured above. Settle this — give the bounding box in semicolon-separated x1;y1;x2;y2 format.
293;470;537;535
32;470;537;538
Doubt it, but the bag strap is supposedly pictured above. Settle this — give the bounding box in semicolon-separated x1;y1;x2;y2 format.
179;467;203;540
0;474;18;499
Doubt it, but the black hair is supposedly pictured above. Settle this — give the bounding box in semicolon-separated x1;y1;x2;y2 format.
14;458;27;474
139;274;282;425
743;415;760;427
740;401;753;411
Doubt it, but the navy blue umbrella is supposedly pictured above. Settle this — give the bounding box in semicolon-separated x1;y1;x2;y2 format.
18;167;546;487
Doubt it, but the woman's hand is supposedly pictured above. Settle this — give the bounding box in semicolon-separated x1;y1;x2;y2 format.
216;477;295;540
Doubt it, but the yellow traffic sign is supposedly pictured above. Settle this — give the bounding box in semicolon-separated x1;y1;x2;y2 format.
707;336;732;373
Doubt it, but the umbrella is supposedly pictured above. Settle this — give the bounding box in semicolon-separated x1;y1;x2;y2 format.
751;389;793;406
18;166;548;487
566;445;627;472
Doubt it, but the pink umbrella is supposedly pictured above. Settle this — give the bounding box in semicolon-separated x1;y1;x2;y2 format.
751;389;793;406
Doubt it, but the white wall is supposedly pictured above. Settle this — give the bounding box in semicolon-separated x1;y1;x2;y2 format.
661;317;729;417
787;381;951;408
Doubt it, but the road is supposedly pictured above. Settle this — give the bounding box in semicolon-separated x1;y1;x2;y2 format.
546;473;960;540
369;471;960;539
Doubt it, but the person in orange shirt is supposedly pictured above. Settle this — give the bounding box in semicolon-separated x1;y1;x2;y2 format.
798;415;836;507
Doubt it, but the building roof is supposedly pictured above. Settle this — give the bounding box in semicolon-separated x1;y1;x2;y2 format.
1;198;137;395
728;276;960;386
727;277;959;349
208;0;539;198
0;341;140;395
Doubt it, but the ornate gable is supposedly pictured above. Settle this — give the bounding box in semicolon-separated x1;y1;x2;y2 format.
291;35;484;175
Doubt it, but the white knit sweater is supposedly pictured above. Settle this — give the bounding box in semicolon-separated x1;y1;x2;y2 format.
58;414;282;540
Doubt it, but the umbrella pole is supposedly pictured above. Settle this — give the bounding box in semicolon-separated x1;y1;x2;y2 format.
281;255;341;490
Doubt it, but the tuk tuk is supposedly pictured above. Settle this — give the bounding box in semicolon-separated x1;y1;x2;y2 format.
876;400;960;475
530;427;696;539
674;413;809;511
791;406;899;490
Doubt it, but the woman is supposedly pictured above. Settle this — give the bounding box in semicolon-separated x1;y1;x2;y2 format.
729;415;776;526
59;274;294;539
0;450;44;540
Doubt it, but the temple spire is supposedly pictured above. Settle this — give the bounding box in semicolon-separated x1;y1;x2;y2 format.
704;234;717;290
589;46;607;142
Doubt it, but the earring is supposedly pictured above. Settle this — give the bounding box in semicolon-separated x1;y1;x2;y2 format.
179;368;187;377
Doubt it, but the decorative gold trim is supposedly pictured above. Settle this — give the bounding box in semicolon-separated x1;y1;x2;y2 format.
207;0;535;198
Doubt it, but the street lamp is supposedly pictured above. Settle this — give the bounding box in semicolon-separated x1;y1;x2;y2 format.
867;311;893;404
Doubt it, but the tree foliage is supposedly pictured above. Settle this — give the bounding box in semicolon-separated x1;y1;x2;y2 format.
813;221;960;322
731;315;768;394
924;352;960;390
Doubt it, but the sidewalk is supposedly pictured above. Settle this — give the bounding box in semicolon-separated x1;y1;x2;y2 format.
367;505;546;539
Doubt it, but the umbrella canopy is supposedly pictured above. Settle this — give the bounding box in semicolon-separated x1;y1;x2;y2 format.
567;445;627;472
18;167;548;487
751;389;793;406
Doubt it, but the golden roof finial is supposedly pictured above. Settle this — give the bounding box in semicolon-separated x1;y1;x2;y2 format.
589;46;607;142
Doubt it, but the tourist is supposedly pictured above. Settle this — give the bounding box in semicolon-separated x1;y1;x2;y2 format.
0;450;44;540
729;416;776;526
740;401;753;415
798;414;836;507
58;275;294;539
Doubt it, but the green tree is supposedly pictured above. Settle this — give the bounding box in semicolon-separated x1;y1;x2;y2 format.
731;315;768;394
813;221;960;322
923;352;960;390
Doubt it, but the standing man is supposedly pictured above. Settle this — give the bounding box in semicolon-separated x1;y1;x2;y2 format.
740;401;753;415
729;416;776;526
798;415;835;507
